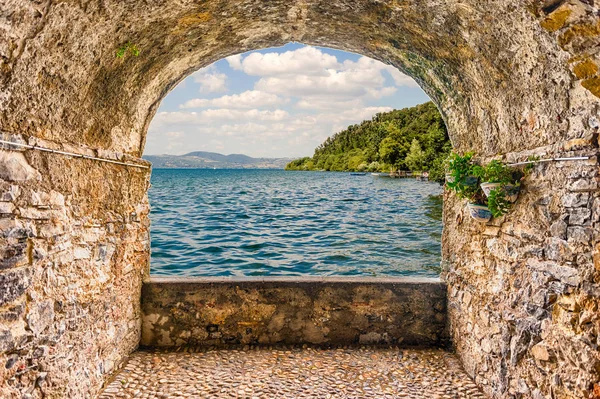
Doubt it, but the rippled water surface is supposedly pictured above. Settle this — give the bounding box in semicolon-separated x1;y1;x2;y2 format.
149;169;443;277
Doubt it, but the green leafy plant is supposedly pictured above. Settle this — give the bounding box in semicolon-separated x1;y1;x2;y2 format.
523;155;541;174
487;188;511;217
116;43;140;58
473;160;514;184
445;152;480;200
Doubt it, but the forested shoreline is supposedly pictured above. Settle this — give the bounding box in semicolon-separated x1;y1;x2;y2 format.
285;102;451;182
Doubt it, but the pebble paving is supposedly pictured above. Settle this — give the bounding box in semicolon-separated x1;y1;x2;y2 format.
99;346;486;399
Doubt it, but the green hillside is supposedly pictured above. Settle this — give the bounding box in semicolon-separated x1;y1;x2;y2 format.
285;102;451;182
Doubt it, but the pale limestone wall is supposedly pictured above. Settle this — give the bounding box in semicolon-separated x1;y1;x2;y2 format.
0;135;151;398
443;142;599;399
0;0;595;157
140;277;448;348
0;0;599;398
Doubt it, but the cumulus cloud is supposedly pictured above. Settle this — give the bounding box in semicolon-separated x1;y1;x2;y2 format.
190;66;228;93
145;45;427;157
253;69;397;109
223;48;415;109
384;65;420;88
153;109;290;126
147;105;395;157
295;98;364;110
180;90;286;109
341;57;419;88
227;46;339;77
225;54;243;70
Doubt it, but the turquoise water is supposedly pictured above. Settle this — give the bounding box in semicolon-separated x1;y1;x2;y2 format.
149;169;443;277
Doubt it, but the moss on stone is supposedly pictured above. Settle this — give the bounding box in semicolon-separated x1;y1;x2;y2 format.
582;77;600;98
178;12;212;26
172;12;212;34
573;59;599;79
540;8;571;32
559;21;600;47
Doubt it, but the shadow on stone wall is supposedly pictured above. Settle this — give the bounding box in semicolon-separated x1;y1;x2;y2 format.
141;277;448;348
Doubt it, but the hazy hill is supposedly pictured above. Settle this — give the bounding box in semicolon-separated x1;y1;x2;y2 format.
144;151;292;169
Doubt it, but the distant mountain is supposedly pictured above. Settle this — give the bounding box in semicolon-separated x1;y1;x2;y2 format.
143;151;293;169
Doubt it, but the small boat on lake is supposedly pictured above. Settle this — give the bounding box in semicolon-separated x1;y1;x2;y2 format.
350;172;367;176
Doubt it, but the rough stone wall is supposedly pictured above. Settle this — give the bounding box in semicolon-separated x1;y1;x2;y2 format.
141;277;448;348
0;0;595;157
1;0;600;398
441;2;600;399
443;140;600;399
0;134;151;398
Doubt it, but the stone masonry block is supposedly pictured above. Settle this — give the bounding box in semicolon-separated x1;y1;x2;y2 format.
0;268;32;306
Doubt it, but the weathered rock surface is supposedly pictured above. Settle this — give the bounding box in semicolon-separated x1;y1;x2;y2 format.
141;277;448;348
444;149;600;399
0;0;599;398
98;347;485;399
0;135;151;399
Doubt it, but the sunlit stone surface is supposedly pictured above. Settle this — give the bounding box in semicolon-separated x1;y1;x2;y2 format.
99;347;486;399
1;1;599;398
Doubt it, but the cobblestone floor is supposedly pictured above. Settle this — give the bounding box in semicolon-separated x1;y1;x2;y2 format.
99;347;486;399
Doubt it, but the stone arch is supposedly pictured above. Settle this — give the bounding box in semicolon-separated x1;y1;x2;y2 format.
0;1;599;398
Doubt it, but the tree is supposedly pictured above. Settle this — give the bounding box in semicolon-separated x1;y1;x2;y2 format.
284;102;451;176
405;139;426;172
378;137;402;168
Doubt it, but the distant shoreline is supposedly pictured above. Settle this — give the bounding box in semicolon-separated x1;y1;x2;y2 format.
151;167;287;170
144;151;293;169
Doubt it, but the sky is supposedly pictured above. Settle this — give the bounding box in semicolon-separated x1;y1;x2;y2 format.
144;43;430;158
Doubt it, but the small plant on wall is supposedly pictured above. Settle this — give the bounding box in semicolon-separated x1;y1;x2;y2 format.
445;153;523;222
116;42;140;58
445;152;479;199
473;160;522;217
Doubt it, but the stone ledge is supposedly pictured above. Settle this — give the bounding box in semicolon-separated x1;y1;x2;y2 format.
141;277;448;348
146;275;443;284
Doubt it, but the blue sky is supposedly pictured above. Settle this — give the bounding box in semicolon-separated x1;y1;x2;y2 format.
145;43;430;158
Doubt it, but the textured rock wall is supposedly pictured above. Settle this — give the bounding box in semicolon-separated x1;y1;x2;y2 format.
441;2;600;398
443;140;600;399
141;277;448;348
0;134;151;398
0;0;595;157
1;0;600;398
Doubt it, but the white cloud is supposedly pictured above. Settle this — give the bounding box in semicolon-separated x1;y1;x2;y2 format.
153;109;290;126
384;65;420;88
229;46;339;77
180;90;286;109
255;69;381;98
295;98;363;110
147;105;394;157
342;57;419;88
145;45;428;157
190;66;228;93
226;54;243;70
253;67;396;110
201;109;289;121
230;49;412;109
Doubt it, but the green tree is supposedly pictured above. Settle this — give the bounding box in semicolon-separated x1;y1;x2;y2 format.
284;101;451;179
405;139;426;172
378;137;402;168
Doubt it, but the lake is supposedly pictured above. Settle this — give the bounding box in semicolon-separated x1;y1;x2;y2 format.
149;169;443;277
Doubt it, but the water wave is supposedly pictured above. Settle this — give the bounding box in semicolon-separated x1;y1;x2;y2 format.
149;169;443;277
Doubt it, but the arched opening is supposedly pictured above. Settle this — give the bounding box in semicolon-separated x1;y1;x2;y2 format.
1;1;598;398
143;43;448;278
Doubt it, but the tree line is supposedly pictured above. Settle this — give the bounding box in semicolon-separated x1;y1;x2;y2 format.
285;102;452;182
